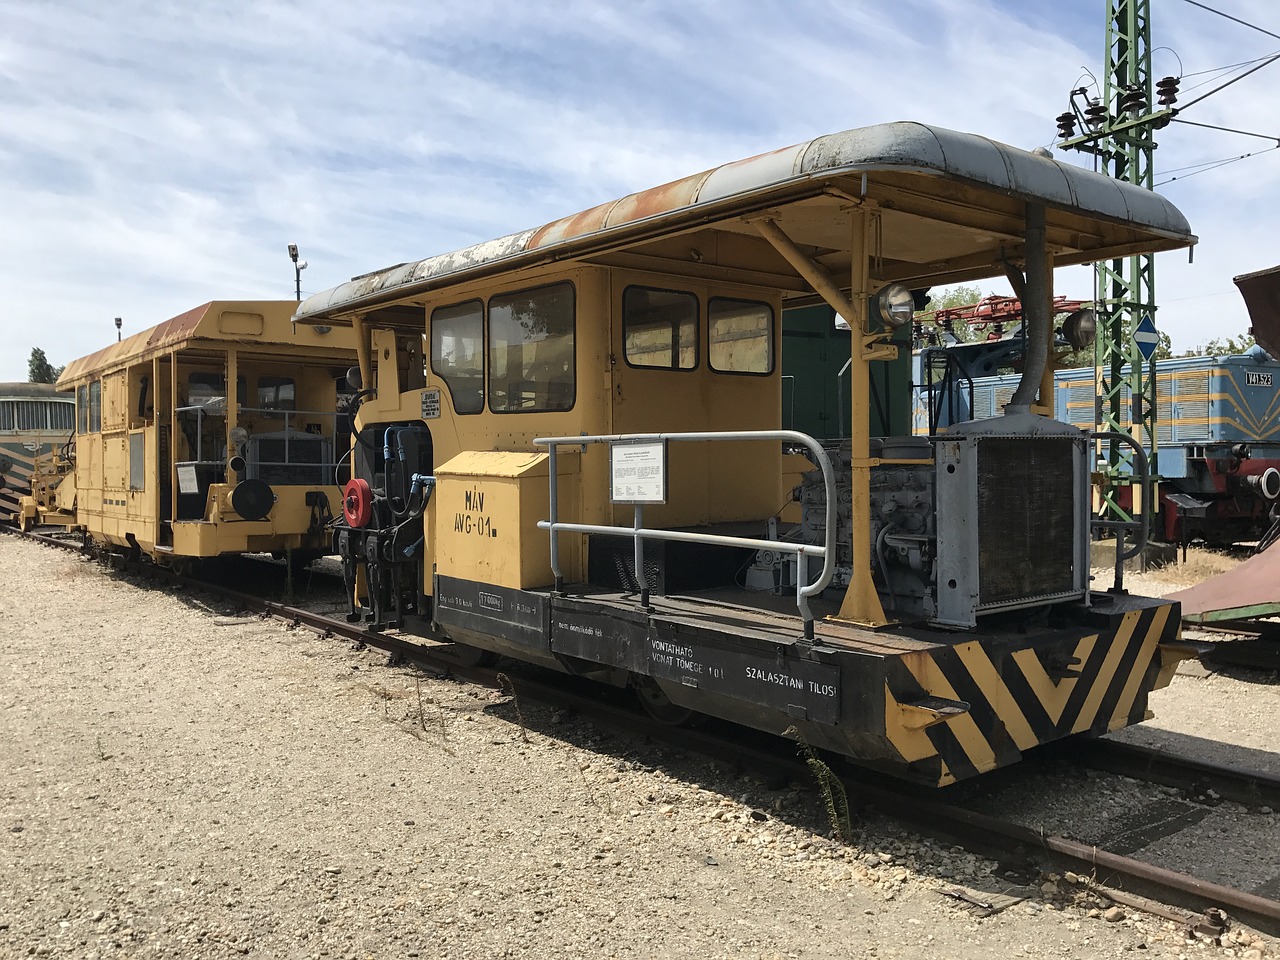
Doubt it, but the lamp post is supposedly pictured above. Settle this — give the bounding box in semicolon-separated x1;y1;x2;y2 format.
288;243;308;301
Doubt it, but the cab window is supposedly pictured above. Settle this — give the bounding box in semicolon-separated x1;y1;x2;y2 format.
257;376;296;411
488;282;575;413
187;372;246;407
623;286;697;370
709;298;774;374
88;380;102;432
431;300;484;414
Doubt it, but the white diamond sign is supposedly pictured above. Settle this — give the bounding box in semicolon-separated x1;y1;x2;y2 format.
1134;315;1160;361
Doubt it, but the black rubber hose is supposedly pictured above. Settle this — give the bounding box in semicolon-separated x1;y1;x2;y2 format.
347;389;379;451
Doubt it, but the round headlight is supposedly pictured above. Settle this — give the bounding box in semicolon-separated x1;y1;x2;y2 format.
873;283;915;328
1061;308;1097;350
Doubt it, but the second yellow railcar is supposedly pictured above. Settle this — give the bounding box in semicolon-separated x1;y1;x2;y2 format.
57;301;356;569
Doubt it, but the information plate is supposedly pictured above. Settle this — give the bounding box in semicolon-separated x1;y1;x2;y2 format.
420;388;442;419
176;464;198;495
1246;371;1273;388
610;440;667;504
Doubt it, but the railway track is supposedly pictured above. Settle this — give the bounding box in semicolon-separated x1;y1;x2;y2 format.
6;524;1280;939
1189;622;1280;672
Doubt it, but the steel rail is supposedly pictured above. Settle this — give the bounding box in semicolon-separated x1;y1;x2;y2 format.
843;777;1280;937
5;523;1278;935
1071;739;1280;810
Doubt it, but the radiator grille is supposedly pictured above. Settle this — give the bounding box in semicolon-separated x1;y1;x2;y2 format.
976;438;1076;605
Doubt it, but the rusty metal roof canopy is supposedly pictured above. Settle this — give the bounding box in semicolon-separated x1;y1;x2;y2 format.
1234;264;1280;359
295;120;1196;326
57;301;326;388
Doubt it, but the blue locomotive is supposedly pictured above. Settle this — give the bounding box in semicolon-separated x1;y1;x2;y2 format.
911;344;1280;545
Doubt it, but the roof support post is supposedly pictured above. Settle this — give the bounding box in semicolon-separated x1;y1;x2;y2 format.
225;347;239;442
748;211;888;627
837;206;889;626
350;314;374;398
167;352;178;525
1038;246;1057;417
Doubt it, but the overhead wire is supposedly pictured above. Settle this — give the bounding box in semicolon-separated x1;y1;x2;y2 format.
1141;4;1280;186
1181;0;1280;44
1181;50;1280;81
1176;52;1280;110
1171;117;1280;143
1155;148;1280;186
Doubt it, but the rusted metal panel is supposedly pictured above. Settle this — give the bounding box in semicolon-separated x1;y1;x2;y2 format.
300;230;538;321
1166;544;1280;621
528;199;620;249
59;303;214;385
697;143;808;204
56;301;319;387
604;170;714;227
1234;264;1280;358
294;121;1196;325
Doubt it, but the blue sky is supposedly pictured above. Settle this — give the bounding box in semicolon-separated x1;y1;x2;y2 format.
3;0;1279;381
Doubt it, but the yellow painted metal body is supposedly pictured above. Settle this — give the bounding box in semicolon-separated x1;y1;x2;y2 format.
56;301;356;563
880;602;1179;785
299;122;1198;785
17;446;78;530
433;450;581;590
355;265;785;595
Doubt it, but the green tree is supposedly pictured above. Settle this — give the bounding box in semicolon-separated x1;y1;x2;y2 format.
914;284;988;344
28;348;63;383
1178;333;1256;358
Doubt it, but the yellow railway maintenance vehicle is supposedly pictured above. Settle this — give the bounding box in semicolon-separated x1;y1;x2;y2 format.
56;301;356;571
0;383;75;527
298;121;1197;786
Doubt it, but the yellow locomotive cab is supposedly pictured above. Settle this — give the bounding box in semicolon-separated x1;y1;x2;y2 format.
297;121;1196;786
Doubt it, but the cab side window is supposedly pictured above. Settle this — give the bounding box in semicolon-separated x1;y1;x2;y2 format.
88;380;102;432
431;300;484;415
488;282;575;413
257;376;296;411
623;286;698;370
709;298;774;374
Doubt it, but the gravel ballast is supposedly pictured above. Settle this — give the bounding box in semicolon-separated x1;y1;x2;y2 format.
0;537;1274;959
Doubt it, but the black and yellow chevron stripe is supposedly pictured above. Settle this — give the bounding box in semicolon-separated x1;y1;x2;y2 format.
0;441;37;521
884;602;1177;786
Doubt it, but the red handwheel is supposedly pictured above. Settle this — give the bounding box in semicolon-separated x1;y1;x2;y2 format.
343;478;373;528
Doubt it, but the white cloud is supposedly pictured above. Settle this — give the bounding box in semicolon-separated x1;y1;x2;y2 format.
2;0;1277;378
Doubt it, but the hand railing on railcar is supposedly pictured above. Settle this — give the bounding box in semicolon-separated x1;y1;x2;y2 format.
532;430;837;639
174;402;341;486
1090;430;1151;594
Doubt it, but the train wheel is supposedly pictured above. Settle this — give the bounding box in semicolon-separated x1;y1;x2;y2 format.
169;557;199;578
632;675;698;726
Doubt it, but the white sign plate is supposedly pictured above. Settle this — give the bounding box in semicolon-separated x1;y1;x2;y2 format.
1134;314;1160;362
611;440;667;504
176;463;199;495
420;388;442;419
